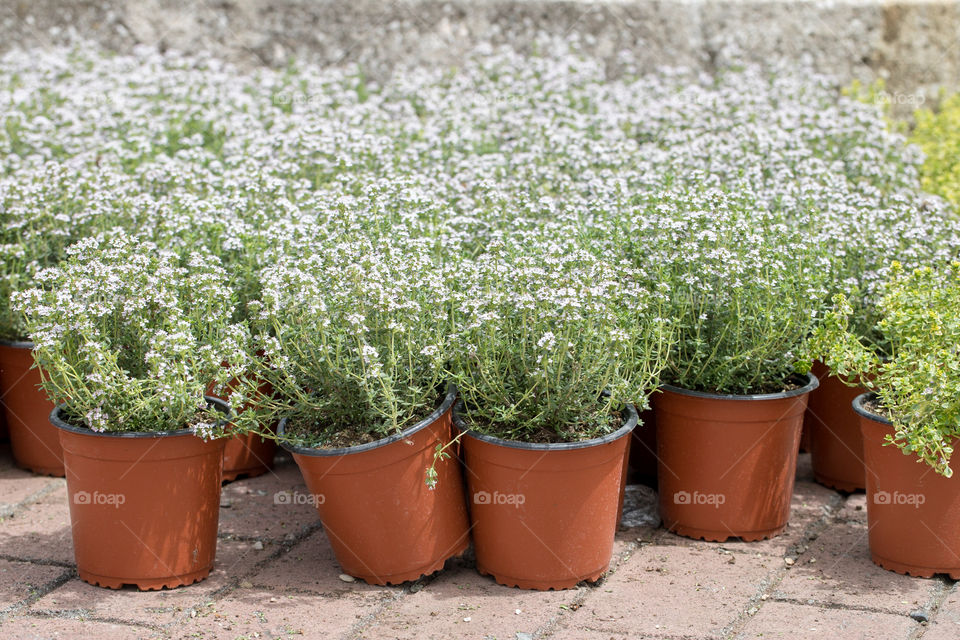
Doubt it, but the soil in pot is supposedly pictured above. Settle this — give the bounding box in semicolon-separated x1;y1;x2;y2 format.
459;404;637;591
0;340;64;476
51;399;226;590
855;393;960;578
805;360;868;492
282;387;470;586
655;374;817;542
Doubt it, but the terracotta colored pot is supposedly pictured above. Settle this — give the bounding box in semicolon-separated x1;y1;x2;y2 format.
805;360;867;491
51;398;227;590
220;432;277;482
855;393;960;578
207;360;277;481
458;404;638;590
281;386;470;585
655;373;817;542
0;340;64;476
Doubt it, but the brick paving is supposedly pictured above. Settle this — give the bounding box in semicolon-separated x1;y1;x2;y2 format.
0;443;955;640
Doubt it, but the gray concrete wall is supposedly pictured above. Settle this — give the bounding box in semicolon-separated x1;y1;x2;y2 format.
2;0;959;114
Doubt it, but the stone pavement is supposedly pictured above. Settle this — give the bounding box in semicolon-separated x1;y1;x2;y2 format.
0;443;957;640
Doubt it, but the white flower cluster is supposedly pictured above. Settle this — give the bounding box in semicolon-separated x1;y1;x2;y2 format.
448;235;670;438
234;232;453;442
14;232;248;433
613;188;832;393
2;38;957;434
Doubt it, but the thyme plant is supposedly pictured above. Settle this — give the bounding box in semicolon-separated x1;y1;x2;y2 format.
14;232;249;435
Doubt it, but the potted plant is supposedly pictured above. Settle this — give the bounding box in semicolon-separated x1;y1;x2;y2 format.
0;162;133;476
617;189;825;542
813;262;960;577
803;190;960;492
447;235;669;590
15;231;249;589
802;196;960;492
801;85;960;491
138;184;289;482
233;232;470;586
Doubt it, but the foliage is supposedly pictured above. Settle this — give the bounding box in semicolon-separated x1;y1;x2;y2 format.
14;232;248;435
807;263;960;476
447;233;671;441
231;232;453;446
912;92;960;207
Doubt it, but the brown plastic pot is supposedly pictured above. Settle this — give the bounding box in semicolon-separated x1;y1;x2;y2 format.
280;386;470;585
0;340;64;476
855;393;960;578
50;398;227;590
805;360;867;492
207;368;277;482
655;373;817;542
220;432;277;482
458;403;638;591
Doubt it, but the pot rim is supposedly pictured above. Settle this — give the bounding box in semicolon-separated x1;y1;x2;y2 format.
50;396;231;438
852;392;893;426
277;383;457;457
0;338;34;349
454;401;639;451
659;372;819;401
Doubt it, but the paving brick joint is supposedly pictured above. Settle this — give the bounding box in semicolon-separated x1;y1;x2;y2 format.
0;443;956;639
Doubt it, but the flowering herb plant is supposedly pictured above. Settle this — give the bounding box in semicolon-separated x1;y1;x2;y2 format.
14;231;249;436
806;262;960;476
447;233;671;442
2;40;959;441
616;189;829;395
0;161;142;341
231;232;453;448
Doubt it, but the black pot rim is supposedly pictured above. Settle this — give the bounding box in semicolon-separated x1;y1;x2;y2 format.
659;372;819;401
454;401;639;451
852;392;892;426
277;383;457;457
0;338;34;349
50;396;231;438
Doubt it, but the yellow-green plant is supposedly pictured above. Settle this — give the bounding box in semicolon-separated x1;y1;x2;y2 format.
806;262;960;476
912;92;960;206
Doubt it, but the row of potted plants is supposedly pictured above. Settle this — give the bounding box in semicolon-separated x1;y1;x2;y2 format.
2;42;960;589
13;224;960;589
